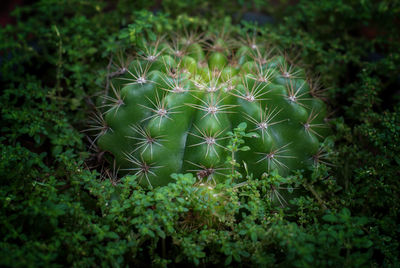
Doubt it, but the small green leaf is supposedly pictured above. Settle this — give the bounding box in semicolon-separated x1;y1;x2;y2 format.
322;214;337;223
87;47;98;54
158;230;166;239
240;146;250;151
340;208;351;219
237;122;247;130
250;231;257;242
233;252;241;262
245;132;259;138
225;255;232;266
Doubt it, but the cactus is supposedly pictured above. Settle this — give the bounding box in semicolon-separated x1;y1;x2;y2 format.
94;32;330;188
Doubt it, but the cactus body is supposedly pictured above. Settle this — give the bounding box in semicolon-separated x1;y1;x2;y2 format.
96;34;330;187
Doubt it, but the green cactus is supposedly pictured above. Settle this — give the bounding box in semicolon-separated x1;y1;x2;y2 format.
94;32;330;188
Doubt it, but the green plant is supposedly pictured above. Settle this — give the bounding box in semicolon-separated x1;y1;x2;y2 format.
1;0;399;266
94;32;331;187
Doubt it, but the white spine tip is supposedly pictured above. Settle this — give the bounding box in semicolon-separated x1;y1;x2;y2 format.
137;77;147;84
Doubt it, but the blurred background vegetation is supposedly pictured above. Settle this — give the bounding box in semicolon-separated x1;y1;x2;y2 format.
0;0;399;267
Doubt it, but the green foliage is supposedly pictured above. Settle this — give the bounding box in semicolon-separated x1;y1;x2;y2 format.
0;0;399;267
273;208;373;267
118;10;172;46
225;122;259;181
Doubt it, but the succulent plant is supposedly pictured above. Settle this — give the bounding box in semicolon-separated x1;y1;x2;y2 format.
93;32;330;188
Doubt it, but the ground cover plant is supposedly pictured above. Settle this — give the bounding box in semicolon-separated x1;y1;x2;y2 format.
0;0;399;267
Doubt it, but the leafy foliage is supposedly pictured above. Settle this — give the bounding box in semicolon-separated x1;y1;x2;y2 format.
0;0;399;267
